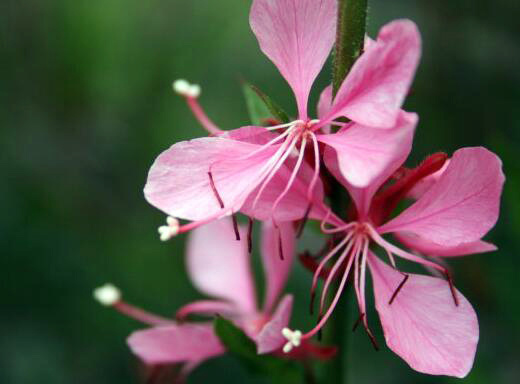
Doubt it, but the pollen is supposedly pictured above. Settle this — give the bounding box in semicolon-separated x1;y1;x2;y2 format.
172;79;201;98
158;216;180;241
281;327;302;353
93;283;121;306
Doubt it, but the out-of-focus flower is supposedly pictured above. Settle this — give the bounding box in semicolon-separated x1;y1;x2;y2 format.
95;218;333;379
144;0;421;238
283;146;504;378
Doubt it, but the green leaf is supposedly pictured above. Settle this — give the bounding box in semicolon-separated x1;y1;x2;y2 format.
213;316;258;361
243;82;273;126
213;317;303;383
243;82;290;124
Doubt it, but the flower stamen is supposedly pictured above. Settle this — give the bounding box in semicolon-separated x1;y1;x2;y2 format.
158;216;180;241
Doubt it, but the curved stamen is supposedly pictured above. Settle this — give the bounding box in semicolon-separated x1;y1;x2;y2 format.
251;134;299;209
366;225;446;273
270;136;307;215
302;241;357;340
306;132;321;201
367;225;459;307
265;120;303;131
310;231;354;307
235;125;295;162
318;238;357;316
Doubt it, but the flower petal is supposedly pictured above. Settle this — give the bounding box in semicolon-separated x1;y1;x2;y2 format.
379;147;505;246
256;295;293;354
127;324;225;365
186;218;256;313
317;85;333;134
321;111;417;217
407;160;450;199
144;135;278;221
395;232;497;257
368;255;479;378
322;20;421;128
250;0;337;118
260;221;295;313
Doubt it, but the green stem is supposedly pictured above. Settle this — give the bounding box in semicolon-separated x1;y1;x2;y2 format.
332;0;368;97
326;1;368;383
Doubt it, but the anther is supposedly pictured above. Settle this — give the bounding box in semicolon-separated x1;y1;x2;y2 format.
232;214;241;241
158;216;180;241
172;79;201;98
352;312;365;332
93;283;121;306
281;328;302;353
388;273;409;305
445;270;459;307
296;202;312;238
208;172;225;209
247;218;253;254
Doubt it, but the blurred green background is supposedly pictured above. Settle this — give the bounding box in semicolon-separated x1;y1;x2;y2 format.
2;0;519;383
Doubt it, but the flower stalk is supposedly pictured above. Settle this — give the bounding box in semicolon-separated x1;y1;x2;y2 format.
328;1;369;383
332;0;368;97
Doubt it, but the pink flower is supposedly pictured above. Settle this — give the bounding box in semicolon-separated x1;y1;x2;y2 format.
282;145;504;378
95;218;332;379
144;0;421;237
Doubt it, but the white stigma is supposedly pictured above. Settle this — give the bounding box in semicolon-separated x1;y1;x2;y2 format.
93;283;121;306
172;79;201;98
281;327;302;353
158;216;180;241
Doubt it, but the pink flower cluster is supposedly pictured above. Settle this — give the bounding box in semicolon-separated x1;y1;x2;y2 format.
96;0;504;380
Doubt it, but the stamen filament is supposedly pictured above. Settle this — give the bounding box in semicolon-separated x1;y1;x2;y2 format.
270;136;307;215
251;135;299;209
302;245;356;340
318;238;356;316
185;97;222;135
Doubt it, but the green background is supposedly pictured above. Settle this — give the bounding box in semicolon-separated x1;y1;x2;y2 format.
2;0;519;383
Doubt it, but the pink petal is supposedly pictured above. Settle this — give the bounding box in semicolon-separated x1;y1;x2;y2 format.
186;218;257;314
260;221;295;313
127;323;225;365
250;0;337;118
321;20;421;128
317;85;333;134
368;255;479;378
395;232;497;257
144;135;278;221
220;125;276;145
321;111;417;217
379;147;505;246
176;300;240;320
256;295;293;354
408;160;450;199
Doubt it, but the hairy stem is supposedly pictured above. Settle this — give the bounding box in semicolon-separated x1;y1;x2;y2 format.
326;1;368;383
332;0;368;97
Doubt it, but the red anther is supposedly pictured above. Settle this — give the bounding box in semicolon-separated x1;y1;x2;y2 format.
370;152;448;225
365;325;380;351
388;273;410;305
208;171;225;209
296;203;312;238
445;270;460;307
247;218;253;254
232;214;241;241
352;312;365;332
278;230;284;261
